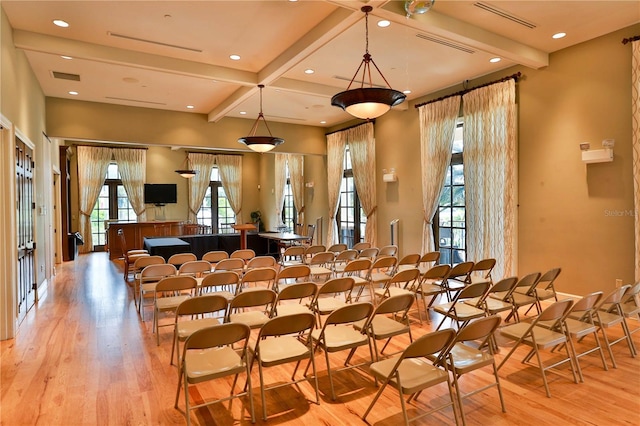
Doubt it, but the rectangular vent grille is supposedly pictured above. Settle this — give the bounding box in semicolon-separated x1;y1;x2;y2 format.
105;96;166;105
474;2;537;29
107;32;202;53
332;75;387;89
415;34;475;54
52;71;80;81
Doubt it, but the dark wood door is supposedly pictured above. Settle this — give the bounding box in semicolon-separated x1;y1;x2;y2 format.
16;137;36;323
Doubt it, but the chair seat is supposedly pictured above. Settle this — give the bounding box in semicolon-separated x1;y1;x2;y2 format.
229;311;270;328
500;323;567;348
185;346;245;383
418;282;444;295
511;292;537;306
177;318;222;340
469;275;491;285
592;311;625;328
535;288;556;301
315;298;348;314
396;265;416;273
156;295;190;311
354;315;408;339
255;336;310;366
370;272;393;284
381;287;413;298
275;303;313;317
369;356;449;394
310;266;333;277
433;302;485;320
447;342;495;373
311;325;368;352
351;276;368;286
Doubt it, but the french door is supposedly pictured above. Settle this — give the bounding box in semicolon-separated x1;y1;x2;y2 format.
16;137;36;323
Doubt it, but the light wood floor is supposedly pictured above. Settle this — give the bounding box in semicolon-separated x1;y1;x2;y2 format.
2;252;639;425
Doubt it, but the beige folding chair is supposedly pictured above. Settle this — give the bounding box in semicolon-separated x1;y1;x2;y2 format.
338;258;372;302
307;251;335;283
271;282;317;317
362;328;459;426
527;267;562;315
201;250;228;268
306;302;375;400
472;276;519;321
153;275;197;345
303;244;326;264
443;261;474;301
327;243;347;254
132;255;164;309
378;244;398;258
213;258;245;276
413;264;451;324
309;277;355;326
240;267;277;292
358;247;379;260
227;289;277;330
178;260;211;277
373;267;421;304
138;263;177;321
249;313;319;421
331;249;358;276
167;253;197;268
230;248;255;264
174;323;254;425
361;256;398;303
469;258;496;285
416;251;441;276
170;294;228;366
506;272;542;322
118;228;149;280
352;241;371;252
433;282;490;330
498;299;579;397
274;264;311;293
245;255;277;271
395;253;421;273
433;315;505;425
198;270;240;301
354;293;416;361
279;245;305;267
619;282;640;337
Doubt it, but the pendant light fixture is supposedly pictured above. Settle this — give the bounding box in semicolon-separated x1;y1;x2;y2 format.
238;84;284;153
331;6;406;120
175;154;198;179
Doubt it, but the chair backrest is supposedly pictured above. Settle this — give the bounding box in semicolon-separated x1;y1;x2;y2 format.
447;261;475;282
536;299;574;324
176;294;228;318
387;268;421;289
167;252;197;266
324;302;374;326
537;267;561;289
230;249;255;262
327;244;348;254
185;322;250;351
304;245;326;258
352;242;371;252
334;249;358;263
214;258;245;272
372;293;415;316
515;272;542;293
419;251;441;264
306;224;316;245
229;288;277;310
598;285;631;310
343;258;372;275
472;258;496;278
489;276;519;298
140;263;177;280
202;250;229;263
134;255;165;270
200;271;240;294
281;245;306;262
178;260;212;277
277;264;311;281
317;277;355;297
258;312;315;339
275;282;318;304
449;315;502;350
308;251;335;266
246;255;277;269
571;291;603;317
454;281;491;302
242;267;277;289
398;253;421;267
358;247;379;259
155;275;198;294
368;256;398;274
422;264;451;281
623;282;640;304
403;328;456;360
378;245;398;257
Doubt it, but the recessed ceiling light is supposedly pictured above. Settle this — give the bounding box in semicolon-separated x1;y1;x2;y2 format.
403;90;412;94
320;121;326;124
61;55;72;60
489;57;501;63
53;19;69;28
377;20;391;28
68;91;78;95
304;69;314;74
186;105;194;109
239;111;247;115
552;32;566;39
229;54;241;61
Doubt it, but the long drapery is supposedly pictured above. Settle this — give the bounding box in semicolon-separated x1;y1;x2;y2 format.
632;39;640;281
76;146;112;253
287;154;305;226
418;96;461;254
274;154;287;227
463;79;517;280
326;132;347;245
348;122;377;247
216;154;243;225
113;148;147;222
187;153;216;223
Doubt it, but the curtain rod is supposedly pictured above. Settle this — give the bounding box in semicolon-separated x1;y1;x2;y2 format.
42;131;52;144
414;72;522;109
325;119;375;136
70;143;148;150
622;35;640;44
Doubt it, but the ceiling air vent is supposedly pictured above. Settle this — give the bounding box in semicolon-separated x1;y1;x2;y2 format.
415;34;475;54
51;71;80;81
473;2;537;29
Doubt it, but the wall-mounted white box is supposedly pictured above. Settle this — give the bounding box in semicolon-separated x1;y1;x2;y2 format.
581;148;613;164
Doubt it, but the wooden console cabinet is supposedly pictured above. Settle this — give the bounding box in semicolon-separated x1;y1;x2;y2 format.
106;221;183;260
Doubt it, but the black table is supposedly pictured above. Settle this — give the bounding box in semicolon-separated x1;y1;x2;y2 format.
143;237;191;260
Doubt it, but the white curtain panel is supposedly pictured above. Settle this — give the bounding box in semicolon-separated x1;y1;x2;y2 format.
418;96;461;254
348;122;377;247
632;40;640;281
326;132;346;245
274;154;287;227
216;154;243;225
76;146;112;253
287;154;305;226
113;148;147;222
463;79;517;279
187;153;216;223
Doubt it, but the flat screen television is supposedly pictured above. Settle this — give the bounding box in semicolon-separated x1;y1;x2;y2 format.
144;183;177;205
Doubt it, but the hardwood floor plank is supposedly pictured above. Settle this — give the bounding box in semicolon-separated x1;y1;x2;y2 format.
2;252;639;425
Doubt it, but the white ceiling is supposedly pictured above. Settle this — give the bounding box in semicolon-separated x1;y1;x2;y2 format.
3;1;639;128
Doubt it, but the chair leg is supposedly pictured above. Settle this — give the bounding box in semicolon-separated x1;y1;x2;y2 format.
258;361;268;421
532;346;552;398
599;327;618;368
362;378;389;421
395;376;410;426
325;349;337;400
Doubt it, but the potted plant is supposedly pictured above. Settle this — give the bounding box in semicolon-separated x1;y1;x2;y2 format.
250;210;264;232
